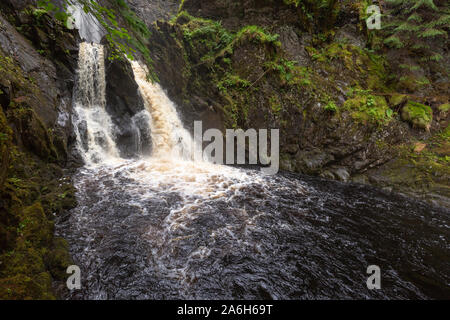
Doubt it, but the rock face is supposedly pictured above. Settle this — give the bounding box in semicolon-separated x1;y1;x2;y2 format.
0;0;448;299
105;58;152;158
401;101;433;131
182;0;302;32
142;0;449;205
147;8;398;172
0;0;81;299
0;5;79;163
126;0;179;27
0;0;168;298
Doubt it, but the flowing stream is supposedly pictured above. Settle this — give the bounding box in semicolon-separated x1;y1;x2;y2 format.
56;42;450;300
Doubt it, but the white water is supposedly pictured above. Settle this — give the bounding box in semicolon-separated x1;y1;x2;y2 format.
61;39;450;300
72;42;120;165
70;39;295;203
129;60;195;160
71;42;307;258
70;41;291;247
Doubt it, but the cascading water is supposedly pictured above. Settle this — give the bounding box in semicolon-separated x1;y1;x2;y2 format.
72;42;120;165
129;60;194;159
57;44;450;299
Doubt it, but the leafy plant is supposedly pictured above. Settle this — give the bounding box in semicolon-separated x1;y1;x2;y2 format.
0;133;8;141
36;0;158;80
324;101;338;112
283;0;340;30
383;0;449;68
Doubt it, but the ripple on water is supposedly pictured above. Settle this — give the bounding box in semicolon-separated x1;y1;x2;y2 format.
56;157;450;300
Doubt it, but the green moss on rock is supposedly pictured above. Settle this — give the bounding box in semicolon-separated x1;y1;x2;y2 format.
401;101;433;130
0;38;76;300
438;103;450;113
389;94;407;107
344;94;392;125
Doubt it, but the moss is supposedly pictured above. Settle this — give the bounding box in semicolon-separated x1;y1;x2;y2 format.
0;156;74;299
389;94;407;107
0;109;13;188
1;49;59;162
45;237;72;280
269;95;283;116
41;181;77;215
344;94;392;124
324;101;338;112
438;103;450;113
217;73;251;93
374;126;450;204
0;273;54;300
283;0;341;30
396;75;431;93
170;12;290;130
19;203;53;247
325;42;354;70
264;58;299;84
401;101;433;130
306;41;388;93
439;125;450;140
235;26;281;47
0;236;55;299
0;45;76;300
0;52;41;98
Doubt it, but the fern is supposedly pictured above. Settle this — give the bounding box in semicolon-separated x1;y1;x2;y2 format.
384;35;404;48
384;0;449;61
418;28;447;37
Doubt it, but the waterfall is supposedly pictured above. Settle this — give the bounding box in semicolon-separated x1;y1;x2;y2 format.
72;41;196;166
72;42;120;165
59;39;450;301
129;60;195;160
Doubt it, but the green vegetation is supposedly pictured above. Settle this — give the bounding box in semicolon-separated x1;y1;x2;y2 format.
383;0;450;74
35;0;131;59
389;93;408;106
170;11;299;128
438;103;450;113
379;123;450;198
236;26;281;46
35;0;158;81
168;7;401;130
283;0;341;30
112;0;158;81
344;92;393;125
324;101;338;112
401;100;433;130
0;49;76;299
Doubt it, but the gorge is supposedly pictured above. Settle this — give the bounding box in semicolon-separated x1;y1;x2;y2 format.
0;0;449;300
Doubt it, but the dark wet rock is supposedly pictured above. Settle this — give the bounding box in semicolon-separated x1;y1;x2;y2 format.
181;0;301;32
126;0;179;27
332;167;350;182
277;26;311;66
0;0;80;299
0;4;79;164
104;58;151;158
294;150;335;173
334;24;367;49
